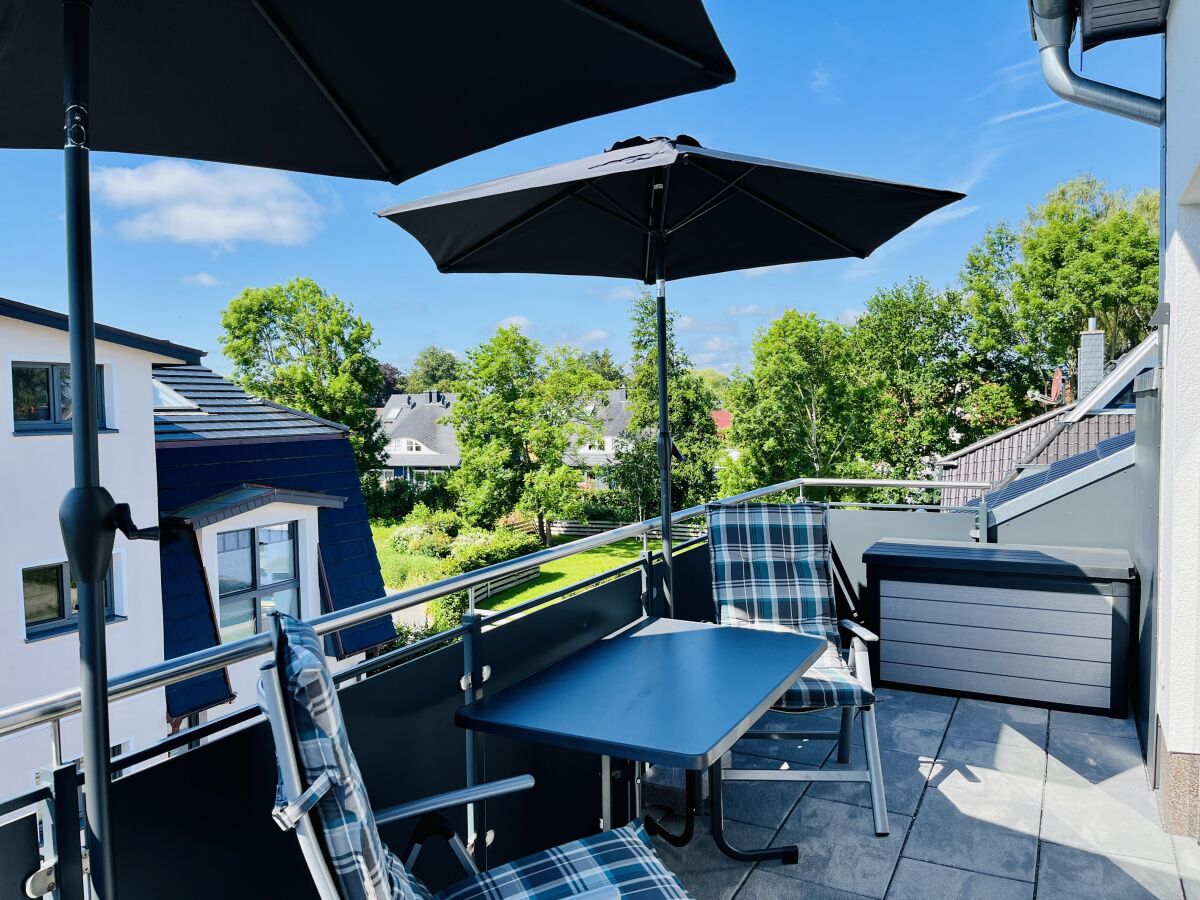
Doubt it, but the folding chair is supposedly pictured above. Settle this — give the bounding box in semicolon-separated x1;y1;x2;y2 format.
706;501;889;835
259;613;694;899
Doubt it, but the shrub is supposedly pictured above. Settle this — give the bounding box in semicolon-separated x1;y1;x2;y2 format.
446;527;541;575
405;503;465;537
362;476;419;522
407;530;454;558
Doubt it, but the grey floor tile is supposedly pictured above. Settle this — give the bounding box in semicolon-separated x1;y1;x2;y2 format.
946;699;1048;749
874;687;958;715
735;735;835;767
771;797;910;898
721;752;813;830
870;719;946;758
1049;710;1139;740
651;815;773;900
1041;780;1175;864
1046;728;1151;796
808;741;932;817
1172;835;1200;899
931;735;1046;804
735;868;871;899
887;858;1033;900
1037;842;1183;899
872;696;954;747
904;788;1040;882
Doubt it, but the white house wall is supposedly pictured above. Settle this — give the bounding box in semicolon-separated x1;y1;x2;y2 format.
1159;0;1200;834
0;318;176;806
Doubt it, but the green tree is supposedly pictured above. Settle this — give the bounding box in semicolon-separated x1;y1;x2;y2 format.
605;435;661;521
449;327;606;545
852;279;971;475
693;368;731;405
371;361;407;406
579;348;626;387
623;290;720;510
218;277;386;474
720;311;869;496
407;345;461;392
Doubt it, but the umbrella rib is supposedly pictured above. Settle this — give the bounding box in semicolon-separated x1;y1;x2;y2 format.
439;186;583;270
687;158;869;258
664;165;757;236
252;0;399;183
570;191;650;235
556;0;731;81
576;181;651;233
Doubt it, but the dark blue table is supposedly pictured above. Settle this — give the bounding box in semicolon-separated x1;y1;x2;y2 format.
456;617;825;863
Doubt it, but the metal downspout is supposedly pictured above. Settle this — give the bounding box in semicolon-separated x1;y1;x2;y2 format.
1030;0;1164;127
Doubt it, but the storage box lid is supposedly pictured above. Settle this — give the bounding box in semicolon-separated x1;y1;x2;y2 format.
863;538;1136;581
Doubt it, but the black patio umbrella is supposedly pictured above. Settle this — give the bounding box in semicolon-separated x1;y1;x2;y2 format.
378;135;964;614
0;6;733;895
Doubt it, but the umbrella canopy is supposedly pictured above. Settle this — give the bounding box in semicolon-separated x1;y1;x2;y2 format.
1;6;733;896
378;135;965;615
0;3;735;182
378;135;964;277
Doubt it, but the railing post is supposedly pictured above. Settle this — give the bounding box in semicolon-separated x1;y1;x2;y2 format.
975;495;992;543
460;611;488;869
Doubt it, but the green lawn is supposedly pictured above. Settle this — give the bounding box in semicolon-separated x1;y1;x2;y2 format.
479;535;660;612
371;522;658;613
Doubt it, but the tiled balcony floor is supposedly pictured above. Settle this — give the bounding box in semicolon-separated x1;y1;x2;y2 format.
649;689;1197;899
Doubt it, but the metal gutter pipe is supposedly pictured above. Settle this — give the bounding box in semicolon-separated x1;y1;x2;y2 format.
1031;0;1163;127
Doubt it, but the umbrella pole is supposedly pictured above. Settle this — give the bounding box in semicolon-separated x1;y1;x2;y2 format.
60;2;119;896
654;250;673;617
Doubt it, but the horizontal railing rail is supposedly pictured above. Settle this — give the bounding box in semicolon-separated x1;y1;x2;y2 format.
0;476;989;741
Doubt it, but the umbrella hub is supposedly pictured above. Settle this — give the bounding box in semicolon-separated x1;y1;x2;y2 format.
607;134;702;153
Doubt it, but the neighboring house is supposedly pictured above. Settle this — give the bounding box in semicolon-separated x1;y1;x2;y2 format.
379;391;460;483
0;297;201;804
937;329;1157;506
573;389;632;469
152;365;395;723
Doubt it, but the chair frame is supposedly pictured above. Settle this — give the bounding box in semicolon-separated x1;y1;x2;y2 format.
260;615;619;899
709;505;890;836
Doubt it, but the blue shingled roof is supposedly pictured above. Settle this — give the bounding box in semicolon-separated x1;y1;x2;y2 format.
969;430;1136;510
157;435;394;717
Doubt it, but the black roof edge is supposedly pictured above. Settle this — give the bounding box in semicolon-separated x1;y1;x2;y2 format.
163;482;346;530
0;296;205;364
155;432;346;449
258;399;351;433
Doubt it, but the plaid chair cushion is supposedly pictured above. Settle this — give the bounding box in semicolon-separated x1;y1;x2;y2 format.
435;820;691;900
776;643;872;710
706;502;839;645
269;614;431;900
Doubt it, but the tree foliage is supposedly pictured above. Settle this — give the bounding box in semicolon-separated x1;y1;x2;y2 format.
373;362;407;405
407;345;461;393
448;326;606;545
579;348;626;387
622;290;720;510
218;277;386;474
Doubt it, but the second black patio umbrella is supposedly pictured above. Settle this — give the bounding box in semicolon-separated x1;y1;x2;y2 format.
378;136;964;612
0;5;734;896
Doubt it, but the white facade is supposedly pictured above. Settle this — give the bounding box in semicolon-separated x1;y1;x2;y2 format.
0;316;188;805
1158;0;1200;765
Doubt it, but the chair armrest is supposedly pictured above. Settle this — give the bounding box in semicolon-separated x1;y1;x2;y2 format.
839;619;878;643
376;774;535;826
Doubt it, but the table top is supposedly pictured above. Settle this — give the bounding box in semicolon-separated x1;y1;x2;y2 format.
456;617;826;769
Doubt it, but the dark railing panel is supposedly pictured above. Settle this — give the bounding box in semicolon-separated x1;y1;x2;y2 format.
110;718;317;899
0;814;38;900
827;508;974;619
663;541;714;623
481;573;643;865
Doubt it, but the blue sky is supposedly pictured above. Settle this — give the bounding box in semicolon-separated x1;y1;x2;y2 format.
0;2;1162;376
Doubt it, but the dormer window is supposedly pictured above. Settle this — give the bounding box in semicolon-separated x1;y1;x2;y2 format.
389;437;428;454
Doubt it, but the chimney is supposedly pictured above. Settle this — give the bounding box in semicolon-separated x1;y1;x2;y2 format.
1077;317;1105;399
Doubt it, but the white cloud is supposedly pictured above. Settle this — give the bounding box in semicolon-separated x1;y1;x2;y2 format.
586;284;639;302
727;303;773;318
92;160;321;246
910;203;982;231
809;64;832;93
180;272;220;286
836;308;863;325
984;100;1067;126
742;262;800;279
578;329;609;344
497;315;531;330
677;314;725;334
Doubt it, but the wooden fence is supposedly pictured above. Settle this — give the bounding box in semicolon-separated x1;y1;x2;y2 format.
508;518;706;540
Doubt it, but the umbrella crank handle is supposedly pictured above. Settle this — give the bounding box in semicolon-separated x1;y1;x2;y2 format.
110;502;161;542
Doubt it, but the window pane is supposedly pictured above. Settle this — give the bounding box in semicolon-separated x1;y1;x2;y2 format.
57;366;73;422
257;588;298;632
67;568;115;615
257;524;295;586
12;366;51;422
217;530;254;596
218;594;256;643
23;565;63;625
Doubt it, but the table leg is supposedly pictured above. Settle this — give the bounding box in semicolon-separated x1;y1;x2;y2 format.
709;761;799;864
644;768;698;847
600;755;612;831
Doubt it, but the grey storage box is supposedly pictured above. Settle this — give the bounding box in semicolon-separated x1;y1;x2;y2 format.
863;539;1136;716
